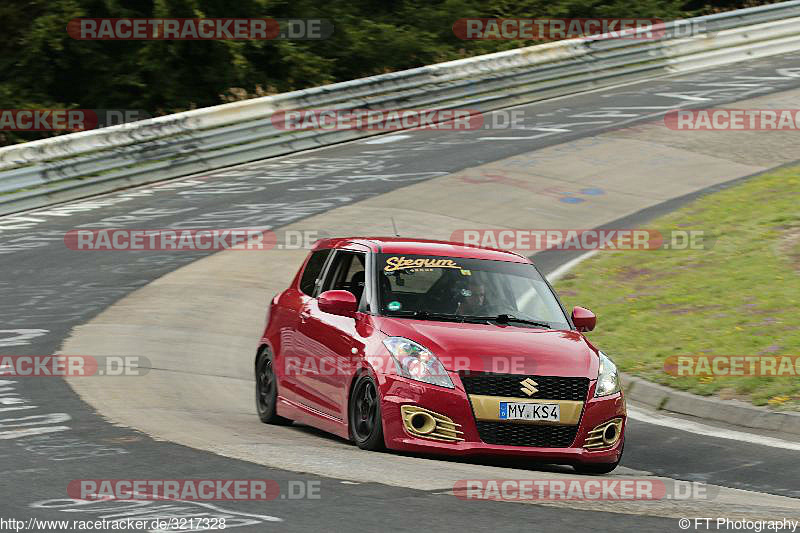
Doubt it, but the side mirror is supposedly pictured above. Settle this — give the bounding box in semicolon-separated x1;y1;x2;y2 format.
318;290;358;317
571;306;596;332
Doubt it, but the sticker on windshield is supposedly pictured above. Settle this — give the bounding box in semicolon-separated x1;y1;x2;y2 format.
384;256;462;272
387;301;402;312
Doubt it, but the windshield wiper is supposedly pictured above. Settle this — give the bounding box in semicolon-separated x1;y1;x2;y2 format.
385;311;551;329
465;314;552;329
386;310;468;323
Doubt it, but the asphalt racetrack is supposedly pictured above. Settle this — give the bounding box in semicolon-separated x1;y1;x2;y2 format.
2;53;800;531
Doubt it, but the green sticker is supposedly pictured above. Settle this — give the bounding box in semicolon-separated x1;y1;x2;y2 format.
387;301;402;311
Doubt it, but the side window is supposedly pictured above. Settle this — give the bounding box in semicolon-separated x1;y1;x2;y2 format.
299;249;331;296
321;251;367;303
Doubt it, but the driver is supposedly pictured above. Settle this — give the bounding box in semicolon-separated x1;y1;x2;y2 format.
455;275;488;316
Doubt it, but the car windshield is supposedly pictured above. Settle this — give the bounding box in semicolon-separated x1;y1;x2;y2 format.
377;253;570;329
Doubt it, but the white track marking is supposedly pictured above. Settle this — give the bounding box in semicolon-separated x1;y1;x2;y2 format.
627;405;800;451
363;134;411;144
545;250;598;283
654;92;711;101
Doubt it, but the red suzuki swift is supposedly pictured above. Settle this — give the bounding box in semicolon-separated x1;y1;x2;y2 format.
255;237;625;473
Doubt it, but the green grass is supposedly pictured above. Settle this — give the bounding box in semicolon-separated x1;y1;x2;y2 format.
556;166;800;410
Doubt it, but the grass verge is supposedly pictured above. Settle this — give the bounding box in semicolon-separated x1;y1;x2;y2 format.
556;165;800;410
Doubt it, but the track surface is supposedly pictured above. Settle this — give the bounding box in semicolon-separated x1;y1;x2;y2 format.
2;54;800;531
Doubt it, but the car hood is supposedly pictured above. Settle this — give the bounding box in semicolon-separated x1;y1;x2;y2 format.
374;317;598;378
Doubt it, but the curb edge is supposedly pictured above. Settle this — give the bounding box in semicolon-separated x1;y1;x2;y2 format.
622;373;800;436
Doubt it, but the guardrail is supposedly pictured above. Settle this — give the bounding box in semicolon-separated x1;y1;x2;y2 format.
2;1;800;215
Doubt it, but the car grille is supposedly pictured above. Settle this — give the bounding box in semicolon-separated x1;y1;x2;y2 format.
459;372;590;401
475;421;579;448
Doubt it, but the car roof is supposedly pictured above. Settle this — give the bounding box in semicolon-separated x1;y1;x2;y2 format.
312;237;530;263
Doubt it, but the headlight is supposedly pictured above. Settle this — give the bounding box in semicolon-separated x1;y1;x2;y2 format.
595;351;621;397
383;337;454;389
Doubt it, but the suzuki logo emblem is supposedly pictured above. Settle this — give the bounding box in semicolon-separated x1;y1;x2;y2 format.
520;378;538;396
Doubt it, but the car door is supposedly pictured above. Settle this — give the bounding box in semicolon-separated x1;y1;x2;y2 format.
294;245;371;420
278;247;333;406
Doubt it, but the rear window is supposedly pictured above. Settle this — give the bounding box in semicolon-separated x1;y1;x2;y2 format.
299;249;331;296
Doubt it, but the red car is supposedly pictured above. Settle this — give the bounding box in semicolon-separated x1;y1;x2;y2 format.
255;237;625;473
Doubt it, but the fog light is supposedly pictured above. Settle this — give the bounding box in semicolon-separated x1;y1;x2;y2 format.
603;423;618;444
583;418;623;449
400;405;464;442
409;411;436;434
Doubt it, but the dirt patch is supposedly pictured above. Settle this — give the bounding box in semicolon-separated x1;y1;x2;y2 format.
657;303;724;315
615;267;653;282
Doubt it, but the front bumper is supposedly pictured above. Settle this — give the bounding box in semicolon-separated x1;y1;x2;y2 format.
377;372;626;465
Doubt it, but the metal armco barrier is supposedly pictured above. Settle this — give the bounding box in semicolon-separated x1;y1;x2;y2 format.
2;1;800;215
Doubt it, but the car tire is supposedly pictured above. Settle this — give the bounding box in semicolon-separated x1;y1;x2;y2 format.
348;373;385;451
573;440;624;475
255;347;292;425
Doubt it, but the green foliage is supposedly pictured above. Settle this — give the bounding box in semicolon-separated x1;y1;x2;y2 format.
0;0;777;144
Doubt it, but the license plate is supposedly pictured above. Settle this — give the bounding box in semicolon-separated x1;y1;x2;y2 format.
499;402;560;422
